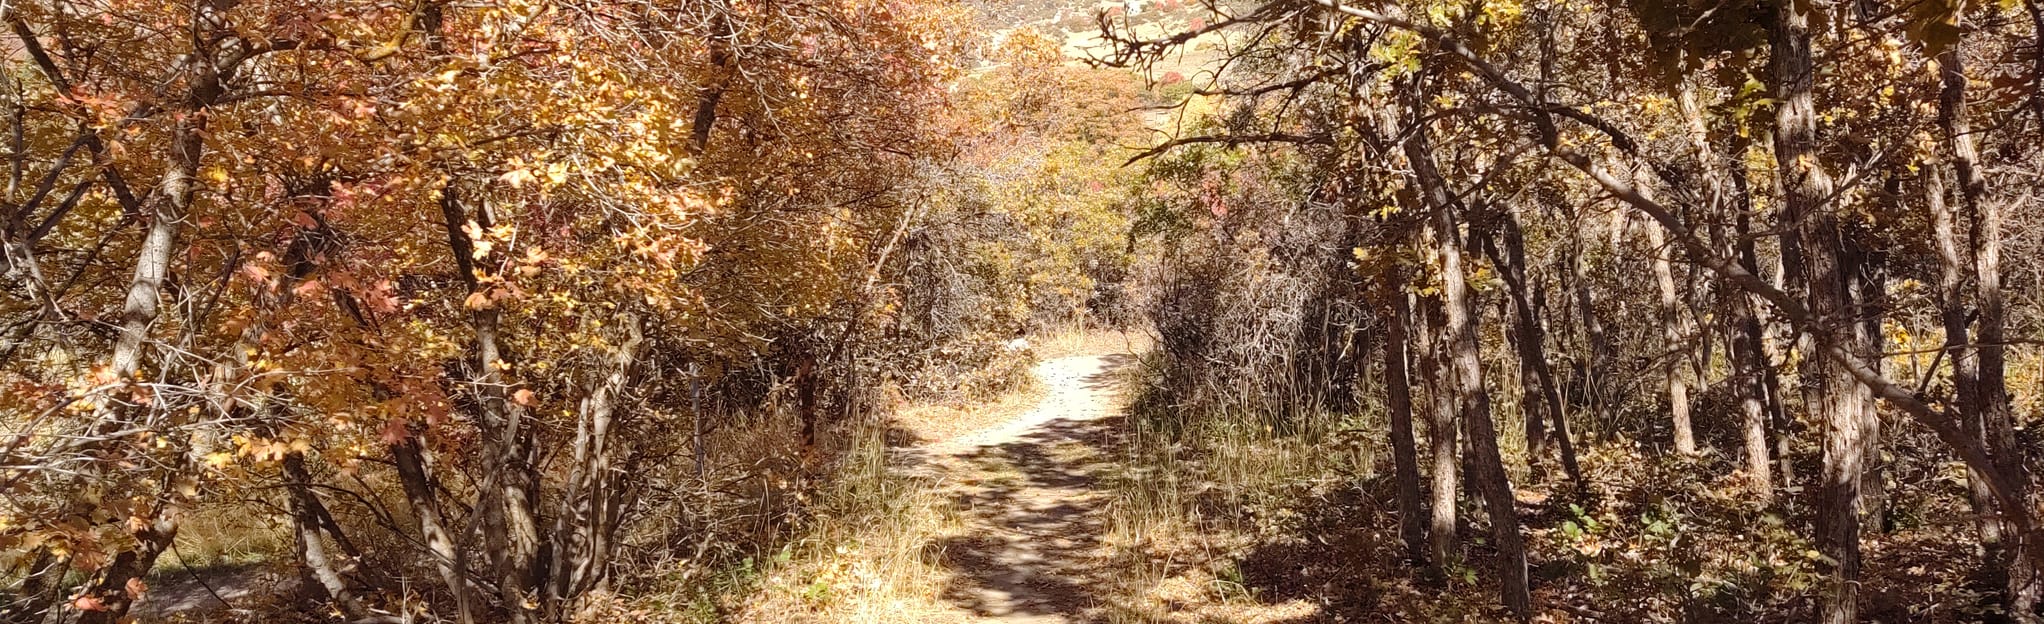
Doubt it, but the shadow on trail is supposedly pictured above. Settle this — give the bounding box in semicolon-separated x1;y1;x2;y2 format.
1081;353;1138;389
926;354;1133;622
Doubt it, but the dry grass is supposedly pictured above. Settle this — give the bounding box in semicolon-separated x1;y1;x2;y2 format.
724;358;1101;623
728;425;973;624
1100;400;1379;624
891;381;1046;444
727;327;1150;623
156;500;291;572
1030;325;1153;360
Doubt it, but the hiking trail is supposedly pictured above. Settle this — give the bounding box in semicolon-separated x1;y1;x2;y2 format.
902;353;1136;623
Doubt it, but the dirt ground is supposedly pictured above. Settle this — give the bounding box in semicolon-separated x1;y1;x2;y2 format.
898;353;1135;623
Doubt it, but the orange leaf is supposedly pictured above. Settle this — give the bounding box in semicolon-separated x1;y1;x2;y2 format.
72;595;106;612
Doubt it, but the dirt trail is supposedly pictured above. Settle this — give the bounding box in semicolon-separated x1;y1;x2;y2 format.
129;564;294;621
902;353;1135;623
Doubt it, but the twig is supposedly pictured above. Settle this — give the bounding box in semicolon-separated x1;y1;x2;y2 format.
169;539;236;612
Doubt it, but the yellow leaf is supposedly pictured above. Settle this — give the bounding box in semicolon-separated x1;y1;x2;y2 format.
501;168;537;188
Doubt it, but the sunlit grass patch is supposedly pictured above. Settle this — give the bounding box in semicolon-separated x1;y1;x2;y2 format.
1031;325;1154;360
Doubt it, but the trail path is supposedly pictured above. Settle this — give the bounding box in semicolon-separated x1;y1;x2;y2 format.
903;353;1135;623
129;564;294;621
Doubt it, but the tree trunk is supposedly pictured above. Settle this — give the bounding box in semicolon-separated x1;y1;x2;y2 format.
422;6;544;611
1938;42;2037;621
1759;221;1797;489
70;512;176;624
1730;151;1787;495
690;7;736;154
1563;221;1612;439
1;548;67;624
1680;80;1776;494
1372;100;1455;575
547;315;645;616
1416;293;1459;574
105;90;201;385
1768;5;1863;621
1928;153;1993;548
1730;211;1776;502
797;345;820;447
1499;292;1546;468
284;453;372;620
1403;81;1530;619
1648;216;1697;455
439;185;542;623
1430;198;1530;622
72;34;226;623
391;434;475;624
1485;212;1582;486
1632;154;1697;456
693;363;708;480
1847;235;1888;534
1382;269;1429;566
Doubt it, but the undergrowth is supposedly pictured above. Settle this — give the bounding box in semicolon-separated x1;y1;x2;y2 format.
1100;350;2010;623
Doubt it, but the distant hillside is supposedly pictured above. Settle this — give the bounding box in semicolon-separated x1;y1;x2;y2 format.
963;0;1237;75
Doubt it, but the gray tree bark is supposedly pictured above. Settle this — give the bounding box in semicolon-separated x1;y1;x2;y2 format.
1381;269;1429;566
1768;5;1865;621
1938;41;2036;621
1403;78;1530;620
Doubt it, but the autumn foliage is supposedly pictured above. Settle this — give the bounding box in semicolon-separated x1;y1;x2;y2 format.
0;0;1084;620
6;0;2044;620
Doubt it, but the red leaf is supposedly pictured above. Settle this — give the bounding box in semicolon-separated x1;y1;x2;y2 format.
379;418;411;445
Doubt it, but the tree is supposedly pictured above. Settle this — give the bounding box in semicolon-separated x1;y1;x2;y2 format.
1104;0;2043;617
0;0;973;620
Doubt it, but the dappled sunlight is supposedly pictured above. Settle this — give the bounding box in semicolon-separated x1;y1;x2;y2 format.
912;355;1128;622
3;0;2038;618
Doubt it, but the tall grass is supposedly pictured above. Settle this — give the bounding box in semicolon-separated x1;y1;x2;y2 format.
1031;322;1154;360
1098;351;1381;623
160;506;292;573
727;424;966;624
